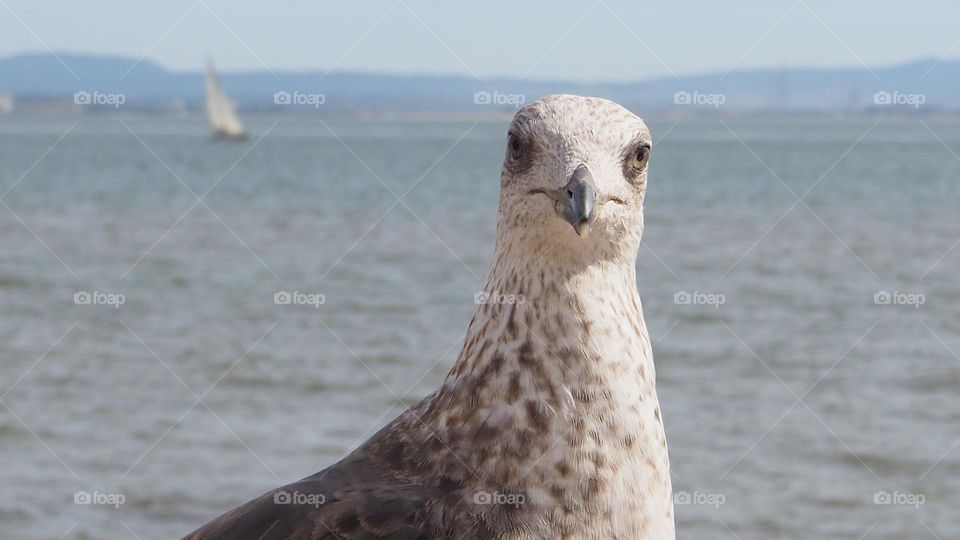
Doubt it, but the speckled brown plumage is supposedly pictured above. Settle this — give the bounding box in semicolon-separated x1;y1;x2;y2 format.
184;95;674;540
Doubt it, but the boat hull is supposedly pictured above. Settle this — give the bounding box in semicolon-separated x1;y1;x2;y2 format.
211;130;248;142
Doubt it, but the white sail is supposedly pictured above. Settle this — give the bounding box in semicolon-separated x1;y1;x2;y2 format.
205;61;247;140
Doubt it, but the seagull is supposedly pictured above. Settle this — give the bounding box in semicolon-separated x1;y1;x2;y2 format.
185;94;674;539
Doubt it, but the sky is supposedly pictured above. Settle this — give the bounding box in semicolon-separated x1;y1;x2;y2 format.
1;0;958;81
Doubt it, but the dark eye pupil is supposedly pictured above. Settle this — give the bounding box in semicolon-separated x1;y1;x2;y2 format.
510;136;522;156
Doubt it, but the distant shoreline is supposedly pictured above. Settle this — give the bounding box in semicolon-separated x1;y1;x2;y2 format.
4;107;960;123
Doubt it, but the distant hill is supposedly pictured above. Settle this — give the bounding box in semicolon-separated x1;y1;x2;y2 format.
0;52;956;112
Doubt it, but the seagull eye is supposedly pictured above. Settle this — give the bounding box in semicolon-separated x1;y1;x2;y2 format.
630;144;651;170
505;131;535;174
508;133;524;161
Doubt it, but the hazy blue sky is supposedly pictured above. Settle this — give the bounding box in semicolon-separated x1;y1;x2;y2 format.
1;0;958;80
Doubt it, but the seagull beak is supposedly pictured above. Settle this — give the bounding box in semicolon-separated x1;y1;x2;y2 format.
564;164;599;237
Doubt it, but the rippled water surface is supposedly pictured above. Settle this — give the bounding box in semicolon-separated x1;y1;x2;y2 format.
1;115;958;539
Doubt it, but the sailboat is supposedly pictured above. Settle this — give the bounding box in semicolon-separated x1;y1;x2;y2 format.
205;60;247;141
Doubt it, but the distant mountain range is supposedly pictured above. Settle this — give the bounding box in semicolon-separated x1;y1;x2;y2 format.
0;52;957;113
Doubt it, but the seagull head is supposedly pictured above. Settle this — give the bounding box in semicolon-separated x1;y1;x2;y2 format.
497;95;652;259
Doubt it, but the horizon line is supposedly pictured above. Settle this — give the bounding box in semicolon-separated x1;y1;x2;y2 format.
0;49;954;85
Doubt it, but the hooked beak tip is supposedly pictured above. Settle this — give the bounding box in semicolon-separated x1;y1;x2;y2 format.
573;219;591;237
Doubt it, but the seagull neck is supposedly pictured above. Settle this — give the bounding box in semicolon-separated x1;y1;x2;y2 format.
426;244;669;529
445;248;651;389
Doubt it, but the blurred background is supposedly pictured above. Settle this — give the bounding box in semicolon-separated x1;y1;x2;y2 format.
1;1;958;538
